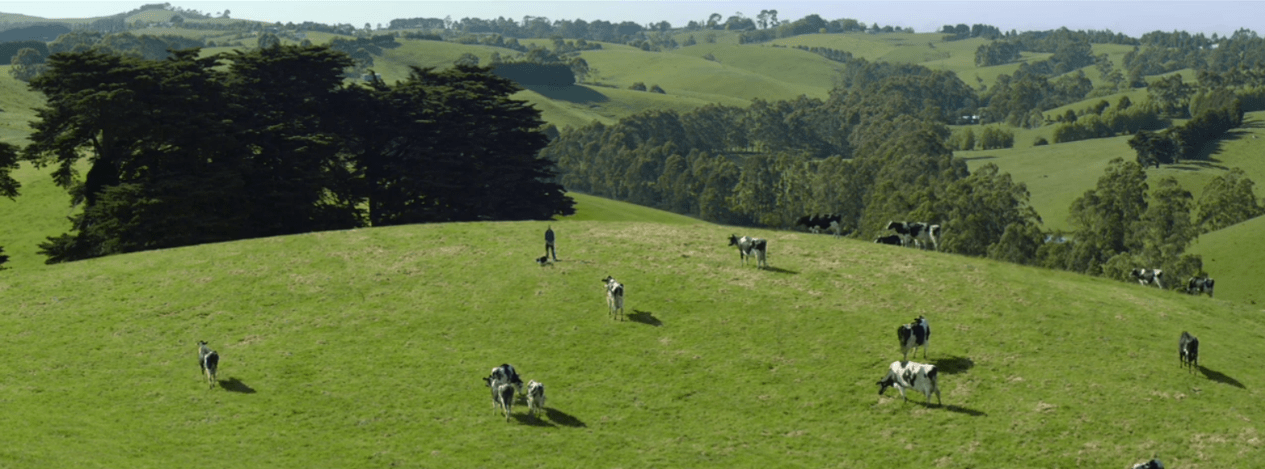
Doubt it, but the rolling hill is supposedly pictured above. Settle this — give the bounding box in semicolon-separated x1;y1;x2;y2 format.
0;195;1261;468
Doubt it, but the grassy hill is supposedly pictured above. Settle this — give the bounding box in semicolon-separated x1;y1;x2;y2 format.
1;196;1261;468
1187;215;1265;306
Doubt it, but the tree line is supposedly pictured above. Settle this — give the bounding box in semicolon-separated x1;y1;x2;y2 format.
2;45;572;264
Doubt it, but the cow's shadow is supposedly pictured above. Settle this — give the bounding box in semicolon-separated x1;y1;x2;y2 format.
545;408;587;427
1199;365;1246;389
219;377;256;394
512;412;557;427
932;356;974;374
628;310;663;326
761;266;798;275
942;404;987;417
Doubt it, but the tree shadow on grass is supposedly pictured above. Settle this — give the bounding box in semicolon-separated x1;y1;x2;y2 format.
545;407;587;427
219;377;256;394
761;266;798;275
628;309;663;326
1200;365;1246;389
522;84;609;104
512;412;557;427
932;356;975;374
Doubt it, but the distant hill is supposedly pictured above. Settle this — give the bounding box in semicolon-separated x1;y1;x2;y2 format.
0;23;69;42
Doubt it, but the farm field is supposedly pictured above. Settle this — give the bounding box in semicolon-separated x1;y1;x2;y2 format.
1;195;1261;468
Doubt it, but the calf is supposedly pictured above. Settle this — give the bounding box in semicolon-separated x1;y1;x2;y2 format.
896;316;931;361
602;276;625;320
877;360;942;406
796;214;843;237
1179;331;1199;372
1186;276;1214;297
526;380;546;418
494;382;516;422
197;340;219;389
874;234;904;246
1130;268;1164;289
727;234;768;269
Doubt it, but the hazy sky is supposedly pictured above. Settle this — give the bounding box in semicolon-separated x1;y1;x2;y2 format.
0;1;1256;37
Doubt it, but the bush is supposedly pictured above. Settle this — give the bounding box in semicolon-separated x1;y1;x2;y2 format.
649;84;665;94
1033;136;1049;146
629;82;647;91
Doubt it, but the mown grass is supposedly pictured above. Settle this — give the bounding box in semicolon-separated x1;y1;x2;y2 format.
1;198;1261;468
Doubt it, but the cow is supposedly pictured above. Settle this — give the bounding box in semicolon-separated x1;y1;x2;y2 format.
727;234;768;269
494;382;516;422
602;276;625;321
885;221;939;250
197;340;219;389
877;360;942;406
897;316;931;361
1179;331;1199;373
1130;268;1164;289
795;214;843;237
526;380;546;419
483;363;524;396
1131;458;1165;469
874;234;904;246
1186;276;1214;297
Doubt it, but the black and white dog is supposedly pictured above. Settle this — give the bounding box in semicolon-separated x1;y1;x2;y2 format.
197;340;219;389
1131;458;1165;469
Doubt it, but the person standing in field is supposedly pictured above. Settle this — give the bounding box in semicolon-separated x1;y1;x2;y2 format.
545;226;558;261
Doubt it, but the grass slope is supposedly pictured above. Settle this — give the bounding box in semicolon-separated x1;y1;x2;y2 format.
1;198;1262;468
1187;215;1265;306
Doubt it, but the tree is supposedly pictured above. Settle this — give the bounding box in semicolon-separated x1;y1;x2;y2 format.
169;14;183;26
1197;167;1264;232
454;52;479;66
629;82;647;91
9;47;47;82
0;141;18;200
1127;130;1178;167
257;32;281;49
1063;159;1149;274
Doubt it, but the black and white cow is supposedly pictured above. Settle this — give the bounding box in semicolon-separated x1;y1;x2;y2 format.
874;234;904;246
897;316;931;361
494;382;516;422
885;221;940;250
877;360;942;406
1186;276;1214;297
602;276;625;320
1131;458;1165;469
795;214;843;237
1130;268;1164;289
727;234;768;269
197;340;219;389
483;363;524;396
1179;331;1199;372
526;380;546;419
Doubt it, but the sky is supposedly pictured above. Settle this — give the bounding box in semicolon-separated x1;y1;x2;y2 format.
0;1;1257;38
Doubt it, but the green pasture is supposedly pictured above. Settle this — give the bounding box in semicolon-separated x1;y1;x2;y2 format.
1;196;1261;468
1187;215;1265;306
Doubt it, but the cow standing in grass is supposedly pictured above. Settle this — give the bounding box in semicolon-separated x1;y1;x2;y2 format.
877;360;942;406
728;234;768;269
494;382;516;422
197;340;219;389
526;380;546;419
1130;268;1164;289
1179;331;1199;373
897;316;931;361
602;276;625;320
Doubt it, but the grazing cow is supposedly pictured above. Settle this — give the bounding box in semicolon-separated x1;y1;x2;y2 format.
197;340;219;389
602;276;625;320
885;221;939;250
795;214;843;237
1186;276;1214;297
874;234;904;246
727;234;768;269
877;360;942;406
1131;458;1165;469
494;382;516;422
1179;331;1199;372
896;316;931;361
526;380;546;418
1130;268;1164;289
483;363;524;396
